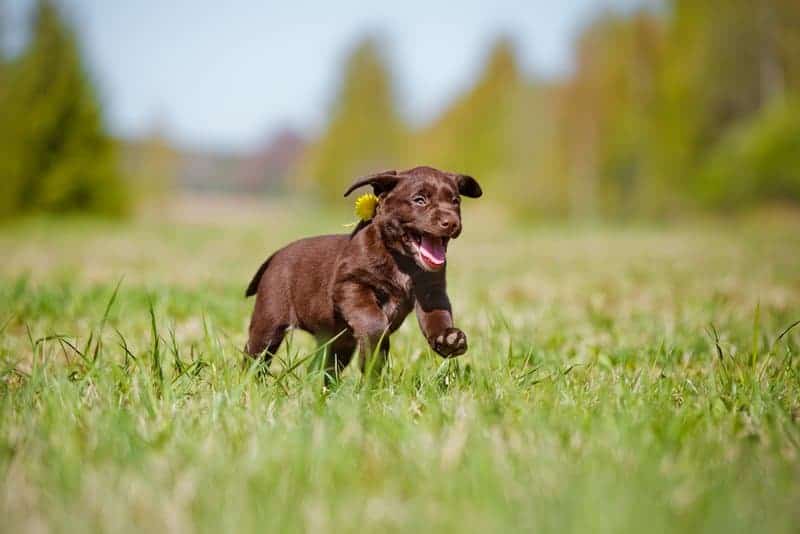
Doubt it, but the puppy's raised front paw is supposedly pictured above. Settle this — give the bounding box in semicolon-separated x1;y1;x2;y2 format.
432;327;467;358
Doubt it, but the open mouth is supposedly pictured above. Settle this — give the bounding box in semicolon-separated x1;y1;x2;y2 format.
409;232;449;271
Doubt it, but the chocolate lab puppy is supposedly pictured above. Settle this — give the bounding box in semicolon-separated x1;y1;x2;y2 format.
244;165;482;379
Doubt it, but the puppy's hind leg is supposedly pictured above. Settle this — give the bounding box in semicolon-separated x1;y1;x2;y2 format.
322;335;357;387
246;325;286;360
245;301;288;371
245;325;287;377
359;335;389;382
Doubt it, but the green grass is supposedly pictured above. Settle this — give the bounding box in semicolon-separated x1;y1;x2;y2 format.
1;200;799;533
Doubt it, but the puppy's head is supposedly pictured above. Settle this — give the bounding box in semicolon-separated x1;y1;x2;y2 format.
344;166;482;271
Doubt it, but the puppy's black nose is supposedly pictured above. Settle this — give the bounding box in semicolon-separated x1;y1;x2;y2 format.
436;212;461;237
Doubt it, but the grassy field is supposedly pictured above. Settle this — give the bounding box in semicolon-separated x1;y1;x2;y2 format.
1;198;799;533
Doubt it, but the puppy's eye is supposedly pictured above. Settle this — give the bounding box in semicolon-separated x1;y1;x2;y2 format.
412;195;427;206
452;196;460;205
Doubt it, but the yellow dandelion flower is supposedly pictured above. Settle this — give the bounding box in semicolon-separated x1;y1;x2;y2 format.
354;193;379;221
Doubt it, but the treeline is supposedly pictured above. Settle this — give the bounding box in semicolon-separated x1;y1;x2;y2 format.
303;0;800;217
0;0;126;217
2;1;799;219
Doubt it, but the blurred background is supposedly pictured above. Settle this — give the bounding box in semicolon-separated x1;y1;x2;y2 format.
1;0;799;220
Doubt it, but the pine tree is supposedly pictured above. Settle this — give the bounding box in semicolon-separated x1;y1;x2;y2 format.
415;38;554;214
417;39;524;180
0;0;126;217
301;37;408;200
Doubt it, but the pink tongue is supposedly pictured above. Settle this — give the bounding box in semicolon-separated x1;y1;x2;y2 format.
420;235;446;265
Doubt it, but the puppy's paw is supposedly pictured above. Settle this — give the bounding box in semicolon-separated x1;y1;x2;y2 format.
432;327;467;358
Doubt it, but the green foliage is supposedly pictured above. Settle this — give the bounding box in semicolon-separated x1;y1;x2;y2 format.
698;97;800;208
302;37;409;200
124;125;180;201
554;0;800;216
0;0;126;218
303;2;800;217
654;1;772;199
557;12;665;216
417;39;524;180
416;38;562;215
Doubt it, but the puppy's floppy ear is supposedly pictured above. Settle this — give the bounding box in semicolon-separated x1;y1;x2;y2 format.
457;174;482;198
343;170;401;197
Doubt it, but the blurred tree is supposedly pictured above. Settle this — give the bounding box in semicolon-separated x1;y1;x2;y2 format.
558;11;664;217
125;120;179;201
300;1;800;216
775;0;800;93
654;0;800;206
698;97;800;209
414;38;559;213
0;0;126;217
0;4;14;216
417;39;523;178
555;0;800;215
301;37;408;199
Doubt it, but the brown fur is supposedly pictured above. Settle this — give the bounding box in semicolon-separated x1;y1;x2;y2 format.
244;165;482;380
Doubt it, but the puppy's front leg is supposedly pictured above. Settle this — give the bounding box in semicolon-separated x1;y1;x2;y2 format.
414;276;467;358
336;282;390;378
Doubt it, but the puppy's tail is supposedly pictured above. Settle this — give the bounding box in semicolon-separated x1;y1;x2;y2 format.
245;253;275;297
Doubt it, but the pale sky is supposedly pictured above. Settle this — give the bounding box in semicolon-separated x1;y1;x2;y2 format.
5;0;640;151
